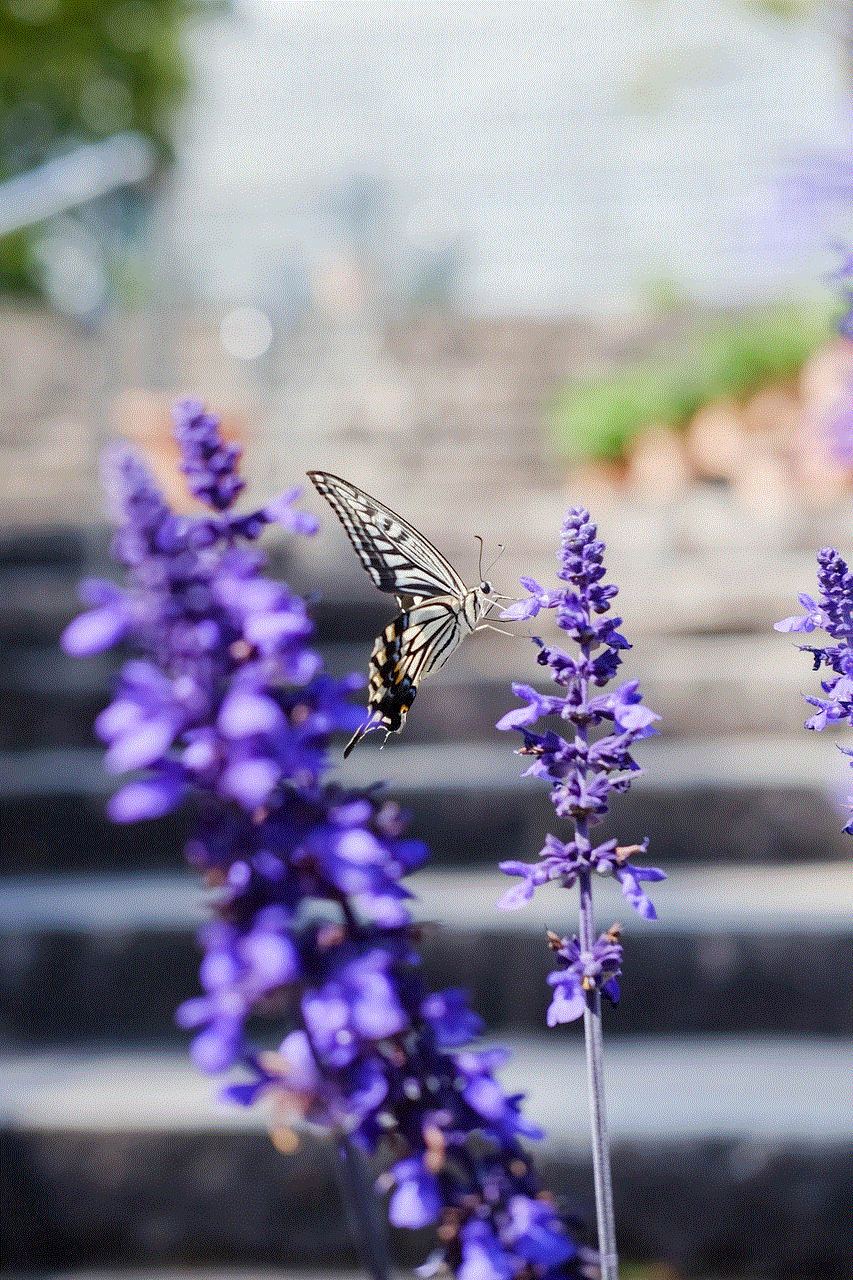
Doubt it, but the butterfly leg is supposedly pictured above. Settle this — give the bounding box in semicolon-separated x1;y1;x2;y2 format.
474;623;515;637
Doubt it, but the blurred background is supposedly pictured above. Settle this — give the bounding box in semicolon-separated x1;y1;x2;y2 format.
1;1;852;1278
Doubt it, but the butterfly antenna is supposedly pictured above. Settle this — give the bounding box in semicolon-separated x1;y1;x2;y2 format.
475;534;485;580
484;543;505;577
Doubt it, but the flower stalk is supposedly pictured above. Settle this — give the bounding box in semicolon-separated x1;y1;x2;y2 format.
497;509;664;1278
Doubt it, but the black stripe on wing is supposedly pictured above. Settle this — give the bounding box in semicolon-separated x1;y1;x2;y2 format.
342;594;481;757
308;470;467;599
369;601;466;730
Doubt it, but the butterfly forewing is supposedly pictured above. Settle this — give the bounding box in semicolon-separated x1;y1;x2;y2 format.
307;471;466;601
308;470;493;754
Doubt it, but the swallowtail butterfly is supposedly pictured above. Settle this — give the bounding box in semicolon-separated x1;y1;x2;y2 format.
308;471;497;755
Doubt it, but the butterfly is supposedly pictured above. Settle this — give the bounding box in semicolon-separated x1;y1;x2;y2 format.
308;471;499;755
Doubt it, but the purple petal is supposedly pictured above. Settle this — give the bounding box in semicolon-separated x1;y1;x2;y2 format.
95;698;141;741
362;892;412;928
240;932;299;987
218;689;285;737
264;487;319;535
631;866;666;882
107;774;185;821
103;716;177;772
279;1030;321;1093
546;982;586;1024
496;703;540;730
351;973;408;1040
500;597;541;621
497;879;534;910
459;1220;517;1280
775;615;815;633
190;1023;241;1073
174;996;210;1028
221;757;281;807
387;1159;441;1228
61;605;129;655
504;1195;577;1267
614;866;658;919
244;609;313;650
335;827;385;865
221;1080;269;1107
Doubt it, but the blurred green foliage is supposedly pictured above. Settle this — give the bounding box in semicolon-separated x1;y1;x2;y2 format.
0;0;191;295
550;301;834;464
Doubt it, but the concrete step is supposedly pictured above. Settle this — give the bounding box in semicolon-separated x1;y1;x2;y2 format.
1;864;850;1046
1;517;850;648
0;520;846;760
2;1038;850;1276
0;625;823;751
1;734;851;876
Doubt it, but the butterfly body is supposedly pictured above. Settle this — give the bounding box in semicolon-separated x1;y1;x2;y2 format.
307;471;495;754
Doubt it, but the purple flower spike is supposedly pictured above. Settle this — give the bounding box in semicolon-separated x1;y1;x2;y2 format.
497;508;663;921
778;547;853;833
495;509;658;1275
65;399;586;1280
172;398;246;512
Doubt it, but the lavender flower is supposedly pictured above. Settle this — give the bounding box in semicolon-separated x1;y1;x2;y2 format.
498;508;664;980
544;926;623;1027
64;402;588;1280
174;397;247;511
776;546;853;832
498;508;662;1280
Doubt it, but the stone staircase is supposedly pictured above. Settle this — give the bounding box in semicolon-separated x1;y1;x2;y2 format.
1;522;852;1280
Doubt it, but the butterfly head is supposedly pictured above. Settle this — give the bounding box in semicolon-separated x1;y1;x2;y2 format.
471;579;496;622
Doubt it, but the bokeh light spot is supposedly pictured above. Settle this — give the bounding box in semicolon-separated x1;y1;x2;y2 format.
220;306;274;360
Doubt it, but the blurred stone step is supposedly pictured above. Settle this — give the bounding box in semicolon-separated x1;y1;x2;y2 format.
4;1036;849;1144
0;626;821;751
2;518;851;650
2;1038;850;1276
1;864;851;1046
1;735;850;876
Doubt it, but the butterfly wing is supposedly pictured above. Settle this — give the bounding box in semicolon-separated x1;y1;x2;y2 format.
344;596;473;756
307;471;486;756
308;471;467;603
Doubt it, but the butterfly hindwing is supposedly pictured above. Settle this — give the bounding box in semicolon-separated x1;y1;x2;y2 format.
344;598;468;756
307;471;466;601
